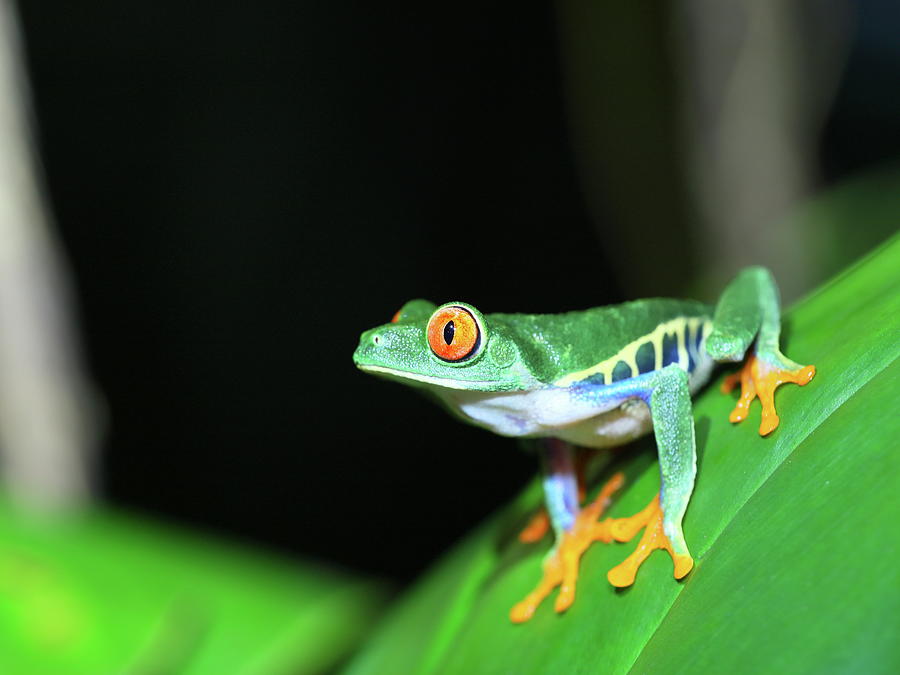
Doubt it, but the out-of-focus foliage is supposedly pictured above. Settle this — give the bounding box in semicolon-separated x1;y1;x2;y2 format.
345;180;900;674
801;164;900;281
0;502;386;674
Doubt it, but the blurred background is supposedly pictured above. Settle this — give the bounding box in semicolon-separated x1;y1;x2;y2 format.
0;0;898;670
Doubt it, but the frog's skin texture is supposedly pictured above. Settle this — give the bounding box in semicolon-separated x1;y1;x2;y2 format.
353;267;816;623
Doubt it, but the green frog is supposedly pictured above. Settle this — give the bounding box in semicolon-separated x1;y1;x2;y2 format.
353;267;815;623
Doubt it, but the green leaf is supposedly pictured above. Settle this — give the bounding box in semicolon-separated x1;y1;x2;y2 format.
347;230;900;672
0;503;387;674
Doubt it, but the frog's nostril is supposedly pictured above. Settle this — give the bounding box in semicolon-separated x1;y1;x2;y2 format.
373;334;381;346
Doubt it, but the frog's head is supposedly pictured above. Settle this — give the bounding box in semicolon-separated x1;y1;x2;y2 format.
353;300;533;392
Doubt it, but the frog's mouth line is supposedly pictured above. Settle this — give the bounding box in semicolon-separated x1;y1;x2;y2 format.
356;364;497;391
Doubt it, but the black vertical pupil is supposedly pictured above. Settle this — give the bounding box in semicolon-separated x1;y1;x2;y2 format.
443;321;455;345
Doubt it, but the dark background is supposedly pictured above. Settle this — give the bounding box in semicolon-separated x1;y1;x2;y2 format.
14;1;900;583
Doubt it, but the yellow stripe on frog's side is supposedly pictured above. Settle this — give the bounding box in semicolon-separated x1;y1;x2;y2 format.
554;317;711;387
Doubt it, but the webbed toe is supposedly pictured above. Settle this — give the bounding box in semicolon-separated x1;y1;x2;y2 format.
722;353;816;435
510;473;624;623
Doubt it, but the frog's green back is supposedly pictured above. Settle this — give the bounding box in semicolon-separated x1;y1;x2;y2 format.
488;298;711;385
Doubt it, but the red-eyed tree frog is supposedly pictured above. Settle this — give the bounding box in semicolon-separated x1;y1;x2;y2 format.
353;267;816;623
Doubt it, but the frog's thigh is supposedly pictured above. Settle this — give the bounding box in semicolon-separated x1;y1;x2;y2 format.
646;365;697;556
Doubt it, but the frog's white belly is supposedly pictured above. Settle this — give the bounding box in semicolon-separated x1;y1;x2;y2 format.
436;386;652;449
555;400;653;448
435;354;714;449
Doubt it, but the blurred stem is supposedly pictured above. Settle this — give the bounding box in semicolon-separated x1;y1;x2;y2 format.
0;1;101;509
672;0;850;301
555;1;697;296
556;0;849;302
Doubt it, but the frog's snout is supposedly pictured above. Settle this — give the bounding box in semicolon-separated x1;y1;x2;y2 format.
353;328;387;367
354;324;420;373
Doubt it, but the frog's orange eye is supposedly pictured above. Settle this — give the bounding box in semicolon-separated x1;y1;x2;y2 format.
427;306;481;362
391;309;402;323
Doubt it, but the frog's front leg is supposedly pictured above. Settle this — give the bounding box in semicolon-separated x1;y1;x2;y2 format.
708;266;816;435
605;365;696;587
510;368;699;620
510;439;624;623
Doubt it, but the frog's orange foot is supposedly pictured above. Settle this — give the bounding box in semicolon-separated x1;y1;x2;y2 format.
606;494;693;588
518;508;550;543
510;472;624;623
721;353;816;436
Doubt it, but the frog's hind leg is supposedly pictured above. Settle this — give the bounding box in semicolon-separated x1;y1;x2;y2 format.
517;447;602;543
721;354;815;435
605;365;696;587
707;266;816;435
510;439;624;623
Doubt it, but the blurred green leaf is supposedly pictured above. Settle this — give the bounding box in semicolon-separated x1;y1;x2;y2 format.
0;503;387;674
347;230;900;674
804;162;900;283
